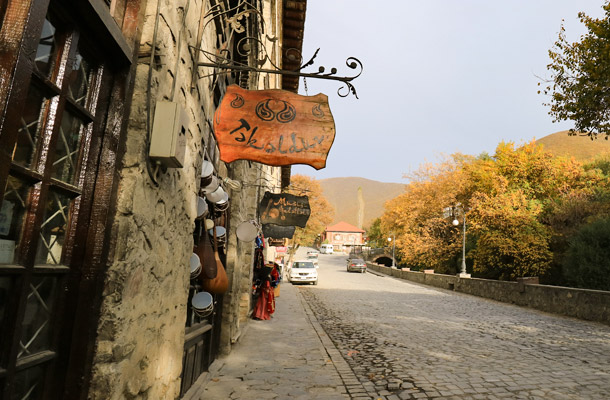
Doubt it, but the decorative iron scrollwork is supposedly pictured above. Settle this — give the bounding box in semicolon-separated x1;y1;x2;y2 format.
190;0;363;98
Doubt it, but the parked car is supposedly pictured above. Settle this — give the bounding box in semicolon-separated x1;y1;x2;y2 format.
306;251;319;266
320;244;333;254
288;260;318;285
347;258;367;273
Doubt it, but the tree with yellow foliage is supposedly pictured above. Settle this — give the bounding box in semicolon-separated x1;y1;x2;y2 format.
381;155;469;274
380;141;607;282
284;175;334;255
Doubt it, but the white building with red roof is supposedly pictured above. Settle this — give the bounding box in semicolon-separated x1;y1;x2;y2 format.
322;221;365;253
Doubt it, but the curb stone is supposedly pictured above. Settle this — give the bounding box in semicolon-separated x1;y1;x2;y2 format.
297;287;380;400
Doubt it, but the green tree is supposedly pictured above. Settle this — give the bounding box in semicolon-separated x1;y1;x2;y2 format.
366;218;383;248
542;2;610;137
562;217;610;291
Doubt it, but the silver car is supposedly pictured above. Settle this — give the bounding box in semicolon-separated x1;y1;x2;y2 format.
288;260;319;285
347;258;367;273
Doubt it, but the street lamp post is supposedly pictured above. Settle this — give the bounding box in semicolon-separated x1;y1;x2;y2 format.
452;205;471;278
387;234;395;267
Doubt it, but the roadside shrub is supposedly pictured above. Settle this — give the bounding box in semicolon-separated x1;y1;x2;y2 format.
562;217;610;291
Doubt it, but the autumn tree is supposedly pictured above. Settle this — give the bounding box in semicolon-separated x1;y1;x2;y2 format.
284;175;334;259
464;142;595;280
381;155;469;273
542;2;610;137
380;141;608;282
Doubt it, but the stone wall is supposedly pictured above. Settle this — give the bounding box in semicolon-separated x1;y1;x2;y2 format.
214;0;284;355
87;0;286;398
221;161;281;353
88;0;222;398
367;263;610;326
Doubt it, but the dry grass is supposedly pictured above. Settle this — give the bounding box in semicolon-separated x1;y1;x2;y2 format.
536;130;610;161
319;177;405;229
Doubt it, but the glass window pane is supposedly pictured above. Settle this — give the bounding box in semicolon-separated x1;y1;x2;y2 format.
0;176;32;265
11;363;46;400
18;276;58;359
35;18;58;78
0;276;12;333
66;48;93;107
35;192;71;266
12;86;48;169
51;111;85;184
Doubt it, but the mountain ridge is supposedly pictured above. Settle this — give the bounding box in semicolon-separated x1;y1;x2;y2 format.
535;130;610;161
319;177;405;229
317;131;608;231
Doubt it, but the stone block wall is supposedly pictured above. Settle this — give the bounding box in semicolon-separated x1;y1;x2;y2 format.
87;0;286;397
89;0;224;398
367;263;610;325
221;161;280;353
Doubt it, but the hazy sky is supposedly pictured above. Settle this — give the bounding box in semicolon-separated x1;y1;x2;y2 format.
291;0;605;183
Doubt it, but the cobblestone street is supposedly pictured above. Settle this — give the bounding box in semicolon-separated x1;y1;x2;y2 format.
300;252;610;400
196;249;610;399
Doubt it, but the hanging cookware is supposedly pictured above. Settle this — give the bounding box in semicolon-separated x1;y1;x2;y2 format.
191;291;214;317
190;253;201;280
196;196;208;219
204;218;214;231
208;226;226;247
236;220;259;242
201;160;214;187
205;185;225;203
201;175;219;194
214;193;230;212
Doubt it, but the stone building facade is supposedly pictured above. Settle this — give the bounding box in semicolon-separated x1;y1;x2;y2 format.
0;1;306;399
323;221;366;253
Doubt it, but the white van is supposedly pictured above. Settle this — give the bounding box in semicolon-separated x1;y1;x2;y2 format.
320;244;333;254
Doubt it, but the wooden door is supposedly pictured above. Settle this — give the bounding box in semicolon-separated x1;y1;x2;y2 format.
0;1;135;398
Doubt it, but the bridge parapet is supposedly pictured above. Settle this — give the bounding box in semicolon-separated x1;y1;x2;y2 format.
365;262;610;325
364;248;394;265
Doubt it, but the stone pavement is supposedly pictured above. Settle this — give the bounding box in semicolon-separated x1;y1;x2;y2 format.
185;252;610;400
187;281;367;399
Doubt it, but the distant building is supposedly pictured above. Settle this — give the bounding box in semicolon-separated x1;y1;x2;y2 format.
323;222;365;253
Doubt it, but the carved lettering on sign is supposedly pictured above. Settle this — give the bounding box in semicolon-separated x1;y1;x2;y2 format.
214;85;336;169
258;192;310;228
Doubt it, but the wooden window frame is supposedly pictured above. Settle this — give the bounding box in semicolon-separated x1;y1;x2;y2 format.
0;0;144;399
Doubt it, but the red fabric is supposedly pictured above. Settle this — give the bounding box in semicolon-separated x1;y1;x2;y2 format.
253;281;275;320
271;266;280;286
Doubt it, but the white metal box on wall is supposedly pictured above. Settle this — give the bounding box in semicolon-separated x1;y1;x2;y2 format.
149;101;189;168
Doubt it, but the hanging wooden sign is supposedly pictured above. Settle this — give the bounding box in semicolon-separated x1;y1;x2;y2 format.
263;224;296;239
259;191;310;227
213;85;336;169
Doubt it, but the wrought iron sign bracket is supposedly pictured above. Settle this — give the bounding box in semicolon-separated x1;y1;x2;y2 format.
191;46;363;98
